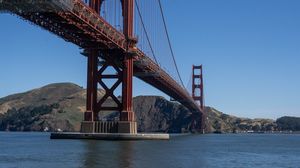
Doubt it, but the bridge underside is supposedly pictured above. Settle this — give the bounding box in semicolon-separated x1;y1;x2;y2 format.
0;0;205;133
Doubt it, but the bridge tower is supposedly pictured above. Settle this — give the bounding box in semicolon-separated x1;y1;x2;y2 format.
81;0;138;134
192;65;204;110
192;65;205;132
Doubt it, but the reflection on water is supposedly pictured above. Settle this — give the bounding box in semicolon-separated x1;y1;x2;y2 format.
78;135;208;168
116;141;134;168
0;132;299;168
82;141;134;168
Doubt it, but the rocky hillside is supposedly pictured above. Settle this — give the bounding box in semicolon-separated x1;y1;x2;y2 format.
0;83;298;133
0;83;200;133
205;107;278;133
276;116;300;131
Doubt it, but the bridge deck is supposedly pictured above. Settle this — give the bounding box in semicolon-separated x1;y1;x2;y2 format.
0;0;202;113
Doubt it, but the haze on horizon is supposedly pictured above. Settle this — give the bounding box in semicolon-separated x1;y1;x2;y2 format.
0;0;300;120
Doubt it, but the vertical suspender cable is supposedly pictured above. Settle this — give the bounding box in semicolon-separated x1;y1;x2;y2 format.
135;0;159;64
157;0;184;87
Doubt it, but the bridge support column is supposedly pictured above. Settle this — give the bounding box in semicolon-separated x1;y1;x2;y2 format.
81;0;137;134
192;65;206;133
119;54;137;134
81;49;99;133
81;49;137;134
84;49;98;122
118;0;137;134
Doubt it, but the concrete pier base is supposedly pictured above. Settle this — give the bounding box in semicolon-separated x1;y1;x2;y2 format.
118;121;137;134
50;132;169;140
80;121;137;134
68;121;161;140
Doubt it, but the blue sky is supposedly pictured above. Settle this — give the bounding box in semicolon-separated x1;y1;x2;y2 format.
0;0;300;119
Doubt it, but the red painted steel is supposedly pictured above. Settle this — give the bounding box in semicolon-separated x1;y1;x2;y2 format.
89;0;102;13
192;65;204;110
96;57;123;113
2;0;204;124
120;0;136;122
192;65;205;131
85;49;98;121
83;0;136;122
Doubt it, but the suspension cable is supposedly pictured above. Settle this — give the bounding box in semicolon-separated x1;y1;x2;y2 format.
135;0;159;64
157;0;184;87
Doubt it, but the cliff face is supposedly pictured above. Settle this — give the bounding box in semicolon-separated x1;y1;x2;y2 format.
0;83;298;133
133;96;196;133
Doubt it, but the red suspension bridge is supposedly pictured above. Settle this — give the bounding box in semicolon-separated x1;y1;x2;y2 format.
0;0;205;134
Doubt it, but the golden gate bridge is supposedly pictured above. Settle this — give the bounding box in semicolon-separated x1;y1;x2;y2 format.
0;0;205;135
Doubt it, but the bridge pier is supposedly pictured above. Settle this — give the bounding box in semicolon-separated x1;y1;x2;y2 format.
80;0;137;134
80;49;137;134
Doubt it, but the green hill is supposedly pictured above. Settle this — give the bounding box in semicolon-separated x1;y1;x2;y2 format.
0;83;298;133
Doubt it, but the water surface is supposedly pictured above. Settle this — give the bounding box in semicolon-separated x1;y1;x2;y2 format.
0;132;299;168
